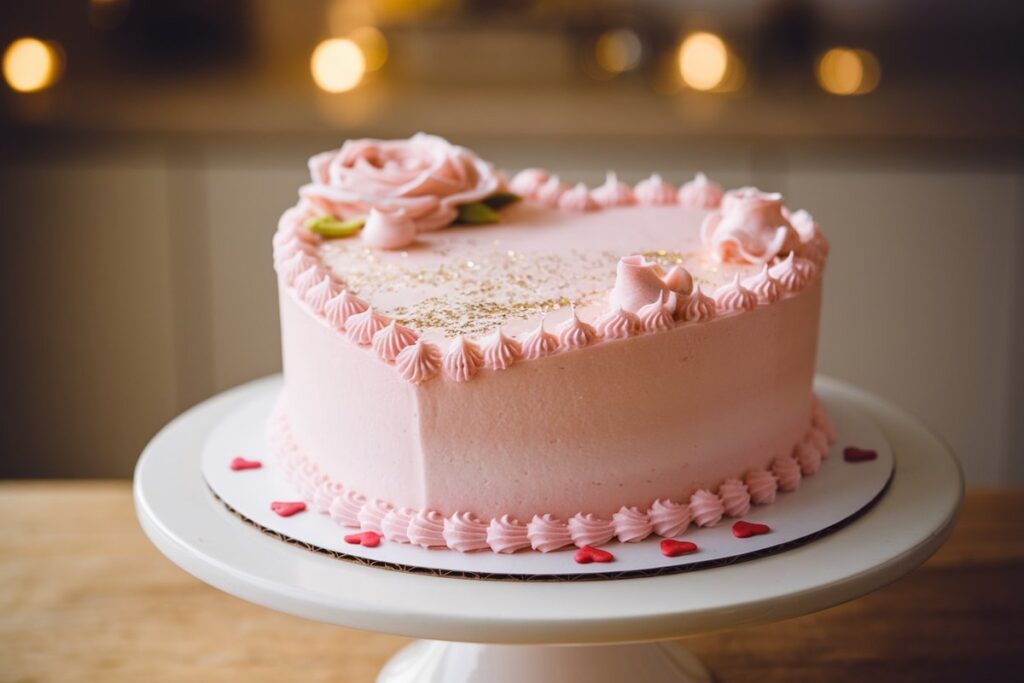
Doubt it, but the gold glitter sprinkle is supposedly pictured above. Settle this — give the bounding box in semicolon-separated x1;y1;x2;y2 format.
318;242;727;338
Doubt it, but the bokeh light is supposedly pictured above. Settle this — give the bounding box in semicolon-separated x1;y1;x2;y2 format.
677;32;729;91
594;29;642;75
311;38;366;93
349;26;388;72
816;47;881;95
3;38;62;93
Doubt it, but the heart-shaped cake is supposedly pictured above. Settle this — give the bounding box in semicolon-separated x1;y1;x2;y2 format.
269;134;836;554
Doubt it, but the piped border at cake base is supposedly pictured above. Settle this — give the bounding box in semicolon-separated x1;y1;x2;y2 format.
200;380;895;580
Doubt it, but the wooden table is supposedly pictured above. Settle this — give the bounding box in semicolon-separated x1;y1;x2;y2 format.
1;482;1021;682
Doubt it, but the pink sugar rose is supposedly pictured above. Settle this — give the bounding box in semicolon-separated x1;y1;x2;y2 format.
299;133;503;232
701;187;802;264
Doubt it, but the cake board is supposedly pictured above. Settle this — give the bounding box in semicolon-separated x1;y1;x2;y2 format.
134;375;963;682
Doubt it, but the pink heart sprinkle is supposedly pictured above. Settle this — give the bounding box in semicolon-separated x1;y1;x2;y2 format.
230;457;262;471
843;447;878;462
344;531;382;548
270;501;306;517
732;520;771;538
660;539;698;557
574;545;614;564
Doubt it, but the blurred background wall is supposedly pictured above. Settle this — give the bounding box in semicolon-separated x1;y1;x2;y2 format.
1;0;1022;485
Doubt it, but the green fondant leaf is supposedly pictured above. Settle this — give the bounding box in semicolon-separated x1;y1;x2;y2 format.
306;214;366;239
455;202;502;225
482;192;522;210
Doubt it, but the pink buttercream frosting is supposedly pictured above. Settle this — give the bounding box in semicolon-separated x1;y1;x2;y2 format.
718;478;752;517
809;427;830;455
638;294;675;333
372;321;418;363
556;310;597;350
795;439;823;475
772;454;803;492
648;499;692;537
534;176;568;207
521;320;559;360
481;329;522;371
634;174;678;206
527;514;572;552
678;172;724;209
558;182;599;212
274;232;313;261
590;172;636;207
381;507;415;543
680;284;716;323
769;252;810;293
689;489;725;527
715;274;758;313
745;468;779;505
293;266;324;300
744;264;782;305
568;513;616;548
357;498;394;532
407;510;447;548
701;187;801;264
443;336;484;382
300;133;502;232
280;252;317;285
324;290;368;331
443;512;490;552
486;515;531;554
304;276;341;315
361;207;418;250
395;340;441;384
329;490;366;527
509;168;549;198
813;398;837;443
346;307;389;346
612;506;654;543
595;306;641;340
313;480;345;513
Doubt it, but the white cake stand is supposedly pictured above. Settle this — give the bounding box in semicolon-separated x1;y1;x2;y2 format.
134;375;962;683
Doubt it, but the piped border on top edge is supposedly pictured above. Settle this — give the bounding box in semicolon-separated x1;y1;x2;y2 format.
271;201;826;385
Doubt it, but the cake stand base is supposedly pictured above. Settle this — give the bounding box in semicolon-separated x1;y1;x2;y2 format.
377;640;710;683
135;375;961;683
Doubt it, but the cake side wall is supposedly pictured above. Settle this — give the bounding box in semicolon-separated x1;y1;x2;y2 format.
413;281;822;520
278;288;427;507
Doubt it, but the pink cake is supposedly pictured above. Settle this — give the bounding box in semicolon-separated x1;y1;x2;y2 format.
269;134;835;554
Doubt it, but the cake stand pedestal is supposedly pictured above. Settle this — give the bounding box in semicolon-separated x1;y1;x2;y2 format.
134;376;962;683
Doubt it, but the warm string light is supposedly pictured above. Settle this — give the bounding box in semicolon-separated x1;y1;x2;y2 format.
594;28;642;76
3;38;62;93
311;38;366;93
816;47;880;95
676;32;742;92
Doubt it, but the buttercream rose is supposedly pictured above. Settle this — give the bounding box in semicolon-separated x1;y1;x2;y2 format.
700;187;801;264
300;133;503;232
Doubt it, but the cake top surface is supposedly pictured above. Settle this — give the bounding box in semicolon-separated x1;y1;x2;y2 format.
274;133;828;382
319;203;745;340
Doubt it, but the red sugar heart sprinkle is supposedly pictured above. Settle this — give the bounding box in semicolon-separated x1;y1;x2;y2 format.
574;545;614;564
230;456;262;471
344;531;382;548
660;539;699;558
844;447;878;462
732;520;771;539
270;501;306;517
